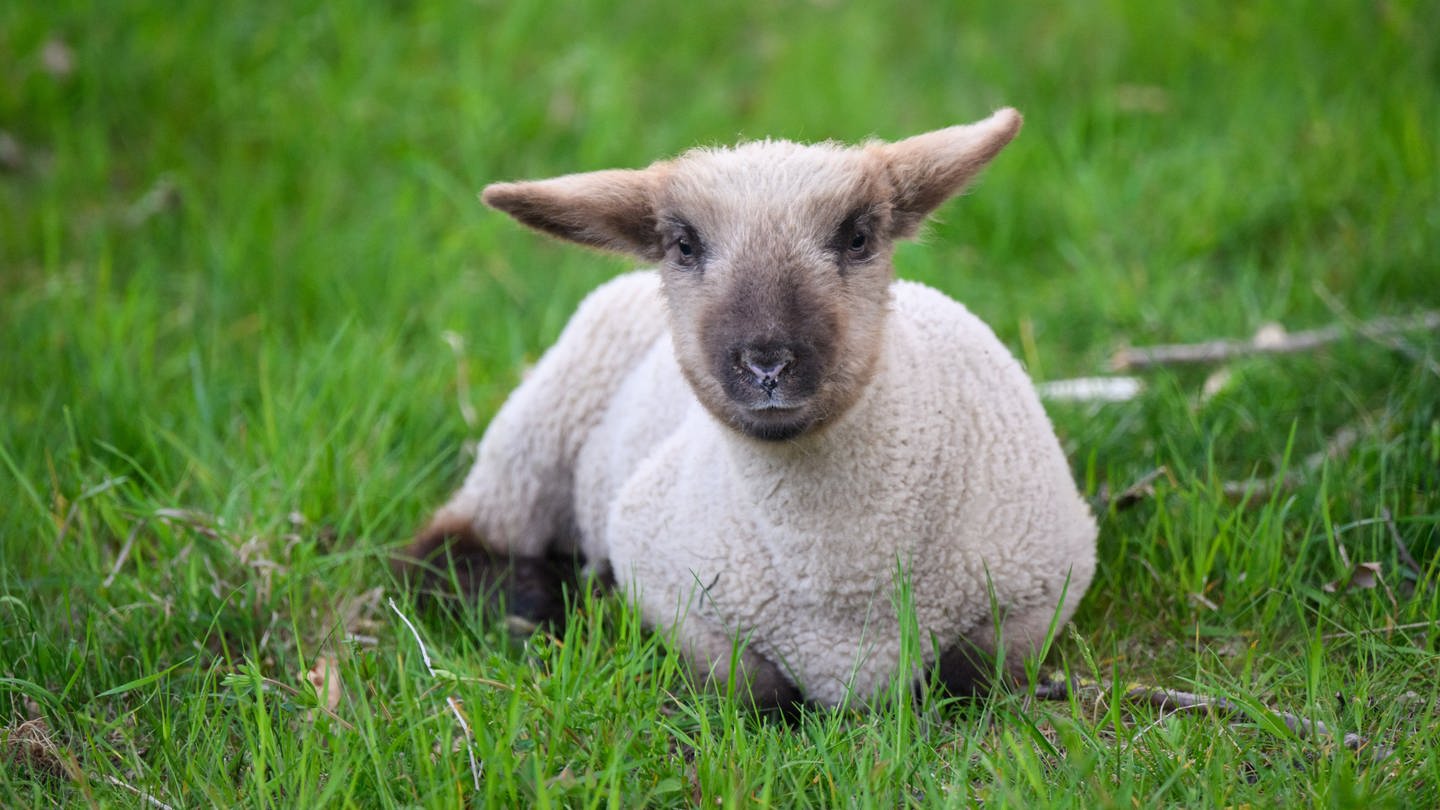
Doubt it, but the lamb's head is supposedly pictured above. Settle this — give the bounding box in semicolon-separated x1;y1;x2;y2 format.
482;108;1021;440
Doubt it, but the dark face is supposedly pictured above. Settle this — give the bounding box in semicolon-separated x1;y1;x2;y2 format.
700;271;841;440
653;143;897;441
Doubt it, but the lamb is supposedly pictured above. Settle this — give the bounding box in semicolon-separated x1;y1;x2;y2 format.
400;108;1098;711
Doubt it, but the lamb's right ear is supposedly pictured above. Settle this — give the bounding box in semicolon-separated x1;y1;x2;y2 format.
878;108;1023;238
481;167;666;261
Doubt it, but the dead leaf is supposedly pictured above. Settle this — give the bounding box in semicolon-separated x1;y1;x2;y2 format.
1350;562;1382;590
1323;561;1383;594
303;655;343;713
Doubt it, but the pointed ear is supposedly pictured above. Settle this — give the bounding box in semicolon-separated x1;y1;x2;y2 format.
878;108;1022;237
481;166;666;261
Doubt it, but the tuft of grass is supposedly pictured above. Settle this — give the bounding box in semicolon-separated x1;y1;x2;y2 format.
4;0;1439;806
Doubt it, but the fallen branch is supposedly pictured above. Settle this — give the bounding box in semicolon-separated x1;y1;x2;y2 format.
1093;466;1172;512
1110;310;1440;372
1035;678;1391;759
1100;416;1367;512
388;598;484;790
102;775;176;810
1313;283;1440;379
1226;419;1370;502
1128;687;1378;753
1320;619;1440;642
1381;507;1423;578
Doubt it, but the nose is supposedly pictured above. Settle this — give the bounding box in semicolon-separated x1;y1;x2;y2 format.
739;346;794;393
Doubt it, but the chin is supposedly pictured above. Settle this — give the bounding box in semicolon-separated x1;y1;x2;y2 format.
731;404;817;442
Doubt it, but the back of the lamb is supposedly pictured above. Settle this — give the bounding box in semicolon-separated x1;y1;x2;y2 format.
400;107;1098;711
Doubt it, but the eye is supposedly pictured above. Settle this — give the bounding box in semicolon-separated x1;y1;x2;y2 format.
836;208;876;263
844;225;874;261
668;224;703;269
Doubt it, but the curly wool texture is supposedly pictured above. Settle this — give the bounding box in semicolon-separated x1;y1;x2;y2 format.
425;110;1099;706
434;270;1097;706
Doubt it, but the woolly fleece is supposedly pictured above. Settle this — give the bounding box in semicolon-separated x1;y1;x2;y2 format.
432;270;1097;706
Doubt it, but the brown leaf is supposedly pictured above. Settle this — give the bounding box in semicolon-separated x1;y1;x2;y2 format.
1323;561;1383;594
303;655;343;713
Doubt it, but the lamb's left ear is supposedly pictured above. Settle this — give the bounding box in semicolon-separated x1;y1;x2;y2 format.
879;107;1022;237
481;166;666;261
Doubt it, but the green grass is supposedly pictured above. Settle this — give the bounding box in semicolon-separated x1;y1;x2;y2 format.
4;0;1439;806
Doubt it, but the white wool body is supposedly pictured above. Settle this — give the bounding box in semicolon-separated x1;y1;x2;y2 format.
436;270;1096;706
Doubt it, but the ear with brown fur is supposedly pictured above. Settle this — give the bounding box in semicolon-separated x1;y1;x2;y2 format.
879;107;1023;238
482;166;667;261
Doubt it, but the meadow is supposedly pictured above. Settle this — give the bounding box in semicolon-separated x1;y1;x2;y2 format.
3;1;1439;806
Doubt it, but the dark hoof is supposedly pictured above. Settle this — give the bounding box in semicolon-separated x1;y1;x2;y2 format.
393;516;577;630
922;640;1021;701
749;669;807;725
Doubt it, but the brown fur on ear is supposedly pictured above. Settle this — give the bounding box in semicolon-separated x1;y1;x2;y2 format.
482;166;668;261
877;107;1022;237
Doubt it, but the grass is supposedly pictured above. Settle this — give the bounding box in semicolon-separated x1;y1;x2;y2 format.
3;0;1439;805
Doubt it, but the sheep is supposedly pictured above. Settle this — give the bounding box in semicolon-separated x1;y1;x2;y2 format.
400;108;1098;711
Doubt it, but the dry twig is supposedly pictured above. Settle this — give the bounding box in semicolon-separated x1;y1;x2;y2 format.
1218;419;1365;503
1035;678;1392;759
1313;283;1440;378
1110;310;1440;372
1094;466;1172;512
1321;619;1440;642
1381;507;1423;578
102;775;176;810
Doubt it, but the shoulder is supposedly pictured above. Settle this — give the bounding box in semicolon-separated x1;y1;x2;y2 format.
889;280;1006;355
575;270;664;314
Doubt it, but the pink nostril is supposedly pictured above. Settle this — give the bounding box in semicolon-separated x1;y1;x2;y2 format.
740;347;794;390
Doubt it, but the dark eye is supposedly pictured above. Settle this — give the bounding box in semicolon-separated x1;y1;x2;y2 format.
669;225;702;268
837;208;876;262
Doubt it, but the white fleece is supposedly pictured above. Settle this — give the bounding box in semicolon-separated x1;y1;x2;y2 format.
438;270;1097;706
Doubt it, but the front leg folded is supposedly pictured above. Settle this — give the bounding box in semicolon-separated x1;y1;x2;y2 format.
392;272;669;627
393;513;578;630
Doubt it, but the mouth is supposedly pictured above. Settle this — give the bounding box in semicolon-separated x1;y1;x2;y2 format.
733;401;813;441
749;399;800;412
